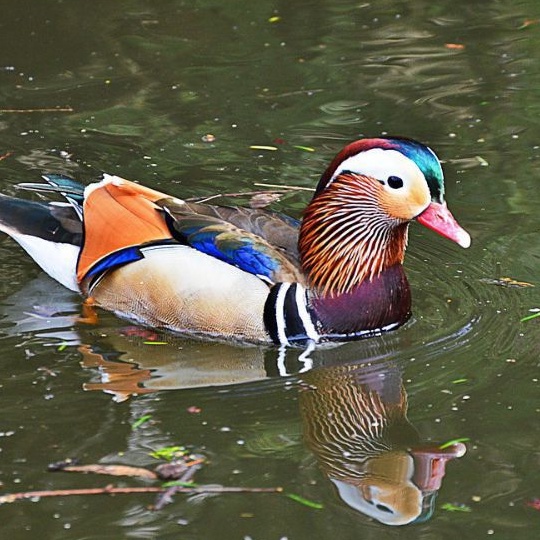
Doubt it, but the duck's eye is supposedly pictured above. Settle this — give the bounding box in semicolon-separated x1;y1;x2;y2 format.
376;503;394;514
387;176;404;189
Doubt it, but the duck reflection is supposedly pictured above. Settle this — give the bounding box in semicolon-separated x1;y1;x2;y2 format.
1;275;465;524
0;275;270;398
78;332;268;398
299;361;465;525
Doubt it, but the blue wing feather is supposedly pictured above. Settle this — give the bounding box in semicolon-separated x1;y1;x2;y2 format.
187;228;279;279
85;246;144;279
161;201;302;283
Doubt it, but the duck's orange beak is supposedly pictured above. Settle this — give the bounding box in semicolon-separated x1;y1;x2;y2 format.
416;202;471;248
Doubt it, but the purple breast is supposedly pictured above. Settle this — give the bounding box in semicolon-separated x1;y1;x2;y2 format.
310;264;411;336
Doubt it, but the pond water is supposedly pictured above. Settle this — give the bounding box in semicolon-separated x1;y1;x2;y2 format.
0;0;539;538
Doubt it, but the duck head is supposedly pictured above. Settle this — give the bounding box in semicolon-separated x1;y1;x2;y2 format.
299;137;470;297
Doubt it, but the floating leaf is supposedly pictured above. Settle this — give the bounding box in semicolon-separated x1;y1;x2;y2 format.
293;145;316;152
161;480;197;488
525;498;540;510
268;16;281;23
132;414;152;430
150;445;187;461
480;277;534;288
249;145;278;151
521;312;540;322
439;438;470;450
57;342;68;352
475;155;489;167
441;502;472;512
452;378;468;384
143;341;169;345
519;19;540;30
444;43;465;50
285;492;324;509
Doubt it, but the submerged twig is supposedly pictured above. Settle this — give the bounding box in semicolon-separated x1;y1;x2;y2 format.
187;189;287;204
0;484;283;505
153;458;204;510
188;184;313;203
253;182;315;192
2;456;281;508
258;88;324;99
0;485;164;503
0;107;74;113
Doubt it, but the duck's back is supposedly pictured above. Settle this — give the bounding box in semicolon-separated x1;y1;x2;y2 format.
78;177;305;342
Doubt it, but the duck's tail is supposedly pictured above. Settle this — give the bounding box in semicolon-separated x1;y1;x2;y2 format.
0;174;85;292
18;173;85;219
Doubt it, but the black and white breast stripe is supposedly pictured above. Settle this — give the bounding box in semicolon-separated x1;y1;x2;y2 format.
263;283;321;346
264;282;404;346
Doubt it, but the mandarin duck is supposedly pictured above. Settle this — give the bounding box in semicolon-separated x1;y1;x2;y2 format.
299;361;466;525
0;137;470;345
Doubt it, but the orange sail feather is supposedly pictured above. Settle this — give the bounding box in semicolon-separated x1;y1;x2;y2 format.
77;177;173;281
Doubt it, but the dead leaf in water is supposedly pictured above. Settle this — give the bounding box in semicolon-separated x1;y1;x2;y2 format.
480;277;534;288
526;498;540;510
519;19;540;30
49;462;158;480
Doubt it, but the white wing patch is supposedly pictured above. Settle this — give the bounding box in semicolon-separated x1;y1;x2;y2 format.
9;233;80;292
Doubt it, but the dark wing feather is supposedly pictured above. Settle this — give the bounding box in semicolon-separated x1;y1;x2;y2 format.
0;194;82;245
18;174;85;219
186;203;301;265
159;200;303;284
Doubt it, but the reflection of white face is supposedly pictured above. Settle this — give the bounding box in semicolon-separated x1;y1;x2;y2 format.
330;452;423;526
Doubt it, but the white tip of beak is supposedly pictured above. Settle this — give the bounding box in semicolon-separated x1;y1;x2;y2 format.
457;229;471;249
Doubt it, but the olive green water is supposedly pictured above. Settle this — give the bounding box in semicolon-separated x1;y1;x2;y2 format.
0;1;539;538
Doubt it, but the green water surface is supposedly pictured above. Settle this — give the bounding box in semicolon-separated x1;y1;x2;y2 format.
0;1;539;538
